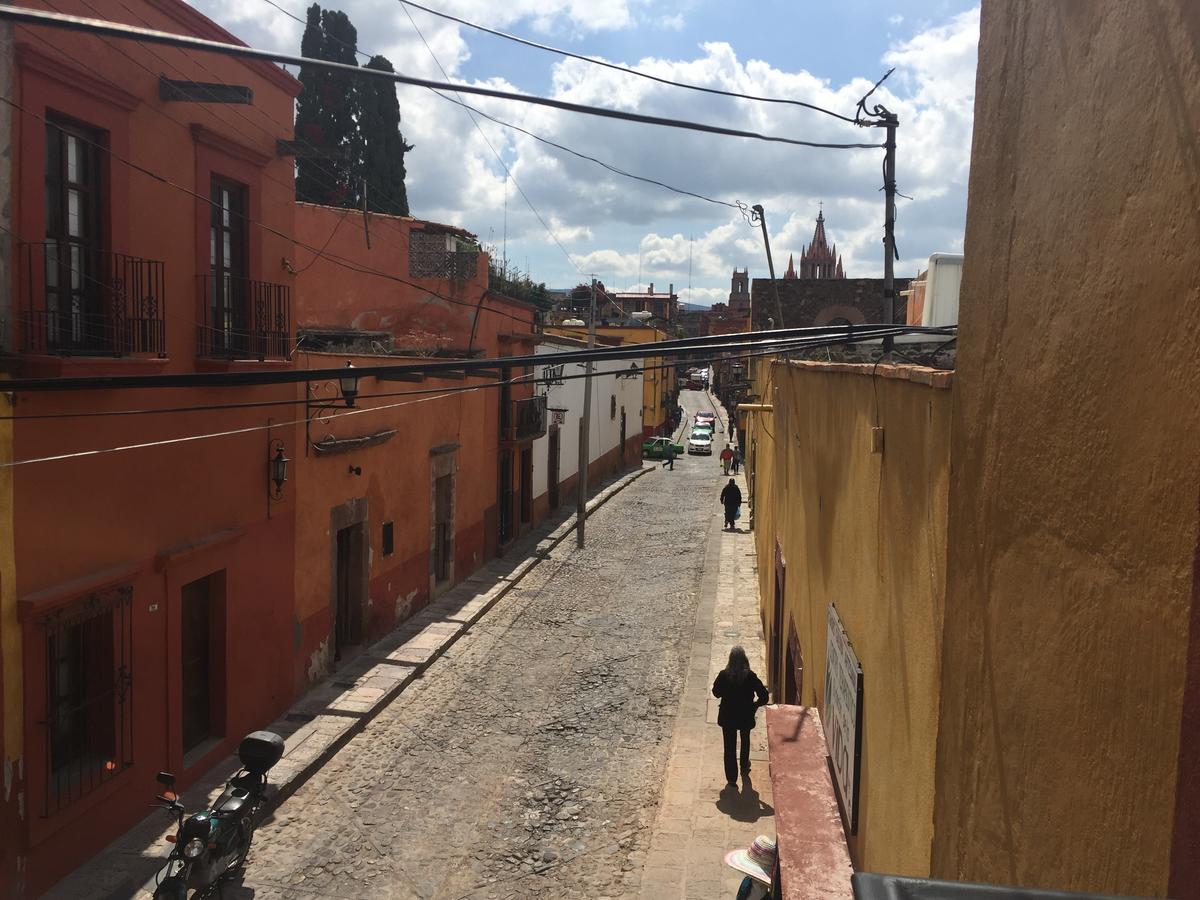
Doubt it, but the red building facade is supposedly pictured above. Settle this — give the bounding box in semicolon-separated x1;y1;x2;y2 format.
0;0;303;892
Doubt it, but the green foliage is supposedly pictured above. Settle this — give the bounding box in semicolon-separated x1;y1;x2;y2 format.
294;6;412;215
487;254;551;310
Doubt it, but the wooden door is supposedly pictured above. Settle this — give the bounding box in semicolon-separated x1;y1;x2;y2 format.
180;577;212;753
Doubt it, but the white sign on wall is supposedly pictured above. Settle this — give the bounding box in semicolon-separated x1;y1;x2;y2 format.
824;603;863;834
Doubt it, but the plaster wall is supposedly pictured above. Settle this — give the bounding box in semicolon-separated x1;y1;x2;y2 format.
932;2;1200;895
745;357;951;876
531;338;642;499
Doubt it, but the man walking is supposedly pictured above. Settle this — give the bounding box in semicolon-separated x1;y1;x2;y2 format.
732;446;742;475
662;441;675;471
720;444;734;475
720;478;742;531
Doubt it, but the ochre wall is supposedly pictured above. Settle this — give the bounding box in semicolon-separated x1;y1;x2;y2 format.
932;2;1200;895
746;358;952;876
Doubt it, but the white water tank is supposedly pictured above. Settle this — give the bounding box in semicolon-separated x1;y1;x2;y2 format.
921;253;964;327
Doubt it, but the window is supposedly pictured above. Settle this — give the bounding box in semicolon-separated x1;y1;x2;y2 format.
44;117;105;351
382;521;395;557
208;178;248;356
41;586;133;815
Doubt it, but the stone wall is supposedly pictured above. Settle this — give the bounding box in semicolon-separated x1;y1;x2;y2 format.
749;277;911;329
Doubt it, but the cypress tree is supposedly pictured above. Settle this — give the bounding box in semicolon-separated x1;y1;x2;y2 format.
359;55;413;217
293;4;361;208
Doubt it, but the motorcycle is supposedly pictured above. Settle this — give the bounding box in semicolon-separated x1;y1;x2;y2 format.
151;731;284;899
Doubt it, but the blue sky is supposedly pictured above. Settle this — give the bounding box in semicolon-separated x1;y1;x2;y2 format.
197;0;980;304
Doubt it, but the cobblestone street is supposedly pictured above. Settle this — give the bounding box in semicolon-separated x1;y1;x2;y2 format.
220;391;747;900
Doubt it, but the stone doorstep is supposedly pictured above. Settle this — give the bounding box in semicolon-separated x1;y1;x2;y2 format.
48;465;653;900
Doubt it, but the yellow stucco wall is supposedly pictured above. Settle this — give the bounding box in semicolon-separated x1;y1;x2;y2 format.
932;2;1200;895
746;357;952;875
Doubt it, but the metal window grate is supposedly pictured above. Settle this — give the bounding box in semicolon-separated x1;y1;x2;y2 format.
39;585;133;817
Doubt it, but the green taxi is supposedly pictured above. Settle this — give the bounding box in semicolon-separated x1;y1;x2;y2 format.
642;436;685;459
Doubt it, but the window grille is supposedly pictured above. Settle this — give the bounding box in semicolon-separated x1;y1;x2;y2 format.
39;585;133;816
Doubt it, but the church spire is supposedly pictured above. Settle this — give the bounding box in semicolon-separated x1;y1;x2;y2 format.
784;253;797;279
798;205;845;279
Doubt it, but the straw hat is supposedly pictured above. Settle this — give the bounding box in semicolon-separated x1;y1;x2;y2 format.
724;834;776;884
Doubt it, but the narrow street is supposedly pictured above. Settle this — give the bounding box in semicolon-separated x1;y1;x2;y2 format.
219;390;746;899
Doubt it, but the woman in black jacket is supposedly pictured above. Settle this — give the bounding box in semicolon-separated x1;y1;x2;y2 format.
712;646;770;784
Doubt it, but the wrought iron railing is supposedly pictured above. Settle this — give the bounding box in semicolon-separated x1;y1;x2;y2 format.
39;585;133;817
511;395;548;441
16;240;166;356
197;274;291;360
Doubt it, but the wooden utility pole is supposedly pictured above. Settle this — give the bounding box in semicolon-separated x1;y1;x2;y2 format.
882;114;898;351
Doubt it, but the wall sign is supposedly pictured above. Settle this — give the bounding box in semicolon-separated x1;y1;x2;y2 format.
824;603;863;834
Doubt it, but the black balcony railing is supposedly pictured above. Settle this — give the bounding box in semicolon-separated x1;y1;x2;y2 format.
198;274;291;360
511;395;548;441
17;241;166;356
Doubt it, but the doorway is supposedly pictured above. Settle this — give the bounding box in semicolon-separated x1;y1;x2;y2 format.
498;450;513;546
334;522;366;662
520;447;533;526
180;572;224;755
619;409;627;465
785;623;803;705
771;541;786;700
548;426;560;510
433;474;453;584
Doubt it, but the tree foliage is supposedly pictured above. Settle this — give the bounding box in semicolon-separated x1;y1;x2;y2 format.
294;5;412;215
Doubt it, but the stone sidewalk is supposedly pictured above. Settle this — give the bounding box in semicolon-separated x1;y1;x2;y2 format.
48;466;651;900
638;415;773;897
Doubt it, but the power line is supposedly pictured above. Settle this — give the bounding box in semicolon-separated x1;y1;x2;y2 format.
396;0;582;276
0;5;883;150
0;95;537;330
397;0;862;125
0;323;954;393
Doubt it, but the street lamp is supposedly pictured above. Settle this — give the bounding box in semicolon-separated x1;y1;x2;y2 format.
339;361;359;408
268;440;289;500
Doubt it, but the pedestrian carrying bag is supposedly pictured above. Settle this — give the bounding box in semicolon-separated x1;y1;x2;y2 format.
733;505;742;520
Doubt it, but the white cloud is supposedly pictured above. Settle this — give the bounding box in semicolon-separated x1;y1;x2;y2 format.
189;0;978;305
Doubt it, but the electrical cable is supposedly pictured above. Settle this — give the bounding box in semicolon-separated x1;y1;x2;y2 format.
0;322;954;393
0;5;884;150
396;0;582;277
396;0;862;124
0;95;539;330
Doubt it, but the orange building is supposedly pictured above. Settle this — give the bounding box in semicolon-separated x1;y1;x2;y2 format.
290;203;541;690
0;0;303;892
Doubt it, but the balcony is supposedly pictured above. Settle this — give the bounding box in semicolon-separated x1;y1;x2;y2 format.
507;395;548;442
16;240;166;356
197;274;291;361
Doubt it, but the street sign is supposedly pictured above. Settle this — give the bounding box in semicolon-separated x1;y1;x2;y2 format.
825;603;864;834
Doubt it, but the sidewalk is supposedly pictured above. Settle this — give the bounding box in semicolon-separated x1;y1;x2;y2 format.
48;465;650;900
638;442;772;894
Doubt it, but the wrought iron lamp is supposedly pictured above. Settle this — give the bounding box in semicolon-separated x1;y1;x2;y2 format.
268;440;289;499
339;361;359;408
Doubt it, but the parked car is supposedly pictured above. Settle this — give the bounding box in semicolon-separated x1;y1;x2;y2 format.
687;431;713;455
642;436;685;459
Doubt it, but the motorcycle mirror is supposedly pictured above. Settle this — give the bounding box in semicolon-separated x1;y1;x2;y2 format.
156;771;176;787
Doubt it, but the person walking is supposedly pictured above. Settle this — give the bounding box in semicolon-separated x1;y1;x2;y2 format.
712;646;769;784
720;444;734;475
720;478;742;530
732;446;742;475
662;441;675;471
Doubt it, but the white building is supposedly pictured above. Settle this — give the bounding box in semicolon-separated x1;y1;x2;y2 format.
531;334;644;517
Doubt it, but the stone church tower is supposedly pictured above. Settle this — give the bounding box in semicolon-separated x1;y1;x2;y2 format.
728;268;750;315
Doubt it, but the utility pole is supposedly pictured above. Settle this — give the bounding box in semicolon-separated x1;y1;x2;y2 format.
576;276;596;548
751;204;784;331
882;113;898;352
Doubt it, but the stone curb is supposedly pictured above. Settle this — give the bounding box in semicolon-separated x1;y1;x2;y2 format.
268;465;654;812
